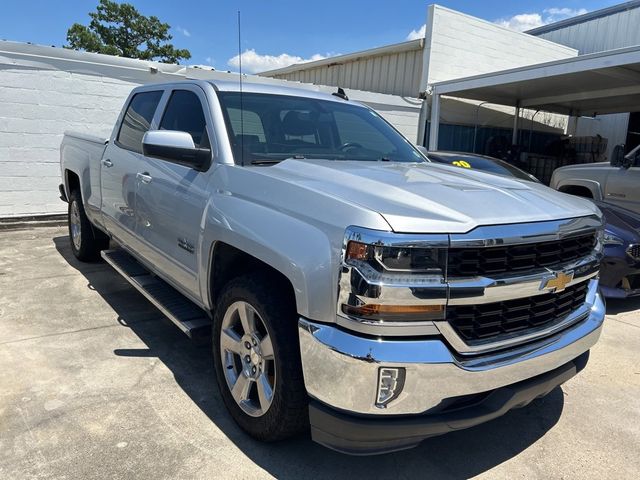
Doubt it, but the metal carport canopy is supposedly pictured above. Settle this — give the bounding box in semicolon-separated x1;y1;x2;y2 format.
428;45;640;149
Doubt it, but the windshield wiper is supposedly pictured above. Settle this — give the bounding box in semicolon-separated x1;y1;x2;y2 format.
250;159;282;165
251;156;311;166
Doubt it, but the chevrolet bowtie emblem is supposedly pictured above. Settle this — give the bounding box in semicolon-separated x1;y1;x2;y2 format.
540;271;574;293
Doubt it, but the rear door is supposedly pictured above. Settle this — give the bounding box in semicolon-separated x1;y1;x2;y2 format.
134;85;214;299
101;89;163;248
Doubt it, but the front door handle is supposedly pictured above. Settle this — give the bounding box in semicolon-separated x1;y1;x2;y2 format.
102;159;113;168
137;172;153;184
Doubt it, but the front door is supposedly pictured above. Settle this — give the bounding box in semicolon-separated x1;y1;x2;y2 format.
604;165;640;214
135;87;213;299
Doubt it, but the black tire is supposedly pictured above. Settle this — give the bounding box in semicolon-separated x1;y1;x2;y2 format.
212;272;308;441
68;190;109;262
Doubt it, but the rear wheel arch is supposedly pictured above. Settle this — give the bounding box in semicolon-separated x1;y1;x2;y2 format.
65;169;81;198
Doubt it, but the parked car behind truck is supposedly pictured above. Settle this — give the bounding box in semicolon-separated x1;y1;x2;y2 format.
60;80;605;455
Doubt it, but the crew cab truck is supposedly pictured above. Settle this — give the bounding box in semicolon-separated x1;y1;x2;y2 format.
60;79;606;455
551;144;640;215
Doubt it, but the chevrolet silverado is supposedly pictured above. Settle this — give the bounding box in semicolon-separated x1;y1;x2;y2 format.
59;80;606;455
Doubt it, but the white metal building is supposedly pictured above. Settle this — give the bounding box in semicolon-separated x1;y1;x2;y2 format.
0;41;421;218
262;2;640;159
262;5;578;152
262;5;576;98
527;1;640;156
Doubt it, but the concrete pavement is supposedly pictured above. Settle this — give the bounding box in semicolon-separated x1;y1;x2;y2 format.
1;226;639;479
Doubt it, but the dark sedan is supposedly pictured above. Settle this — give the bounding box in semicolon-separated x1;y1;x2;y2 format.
427;150;640;298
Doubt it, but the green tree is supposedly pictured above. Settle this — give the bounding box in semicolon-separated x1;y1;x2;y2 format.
66;0;191;64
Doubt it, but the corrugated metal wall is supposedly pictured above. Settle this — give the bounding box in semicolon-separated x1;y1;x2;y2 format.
531;5;640;157
266;47;423;97
533;8;640;54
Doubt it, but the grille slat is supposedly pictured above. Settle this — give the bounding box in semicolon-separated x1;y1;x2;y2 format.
447;282;589;343
448;233;596;277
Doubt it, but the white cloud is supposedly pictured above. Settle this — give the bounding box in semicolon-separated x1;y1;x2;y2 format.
406;24;426;40
227;49;327;74
175;26;191;37
495;13;545;31
495;7;588;32
205;56;213;64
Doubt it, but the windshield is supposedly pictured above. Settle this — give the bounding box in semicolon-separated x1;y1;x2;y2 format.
427;152;540;182
216;92;425;165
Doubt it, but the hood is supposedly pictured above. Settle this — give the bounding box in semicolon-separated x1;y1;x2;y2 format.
596;201;640;243
556;162;610;171
255;160;601;233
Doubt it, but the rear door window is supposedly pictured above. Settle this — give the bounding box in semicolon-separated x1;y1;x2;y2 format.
116;91;163;153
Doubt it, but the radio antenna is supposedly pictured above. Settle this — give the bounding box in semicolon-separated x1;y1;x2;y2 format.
237;10;245;166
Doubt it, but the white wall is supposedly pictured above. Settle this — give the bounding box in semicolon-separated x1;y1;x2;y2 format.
0;41;422;218
420;4;577;143
0;69;139;217
421;5;577;87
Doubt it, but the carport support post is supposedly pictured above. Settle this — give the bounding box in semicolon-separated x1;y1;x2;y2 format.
428;90;440;150
512;104;520;145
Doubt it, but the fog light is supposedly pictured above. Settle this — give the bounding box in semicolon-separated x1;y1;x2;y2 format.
376;367;405;407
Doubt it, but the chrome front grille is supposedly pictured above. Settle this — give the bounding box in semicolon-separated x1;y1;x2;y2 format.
447;233;596;277
338;216;603;345
446;281;589;343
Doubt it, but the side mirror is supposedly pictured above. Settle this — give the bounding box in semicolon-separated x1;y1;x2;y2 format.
415;145;429;157
142;130;211;170
611;144;624;167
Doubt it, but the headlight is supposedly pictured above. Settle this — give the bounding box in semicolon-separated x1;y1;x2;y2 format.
346;241;445;273
339;234;447;324
603;231;623;245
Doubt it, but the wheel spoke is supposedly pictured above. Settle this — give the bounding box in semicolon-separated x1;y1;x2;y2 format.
260;334;274;360
238;303;256;335
256;373;273;411
220;328;243;354
231;373;252;403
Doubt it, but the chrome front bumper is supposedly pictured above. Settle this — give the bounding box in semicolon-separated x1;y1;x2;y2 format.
298;280;605;416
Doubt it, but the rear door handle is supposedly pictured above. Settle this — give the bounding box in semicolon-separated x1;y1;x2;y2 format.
137;172;153;184
102;159;113;168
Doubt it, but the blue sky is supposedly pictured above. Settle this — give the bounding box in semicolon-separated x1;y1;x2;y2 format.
0;1;621;72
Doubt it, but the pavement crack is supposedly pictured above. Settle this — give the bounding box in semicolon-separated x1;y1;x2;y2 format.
608;317;640;330
0;318;159;346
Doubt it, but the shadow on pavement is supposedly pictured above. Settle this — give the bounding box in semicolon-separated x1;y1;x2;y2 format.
54;235;565;479
605;296;640;315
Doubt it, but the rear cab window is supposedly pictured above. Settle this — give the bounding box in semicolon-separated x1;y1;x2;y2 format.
116;90;163;153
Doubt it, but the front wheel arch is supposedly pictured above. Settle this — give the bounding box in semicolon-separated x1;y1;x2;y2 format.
558;184;595;199
209;242;298;314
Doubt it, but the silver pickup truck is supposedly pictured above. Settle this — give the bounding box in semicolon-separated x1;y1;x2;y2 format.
551;144;640;214
60;79;605;455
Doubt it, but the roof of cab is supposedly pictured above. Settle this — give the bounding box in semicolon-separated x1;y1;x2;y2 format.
208;79;355;103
